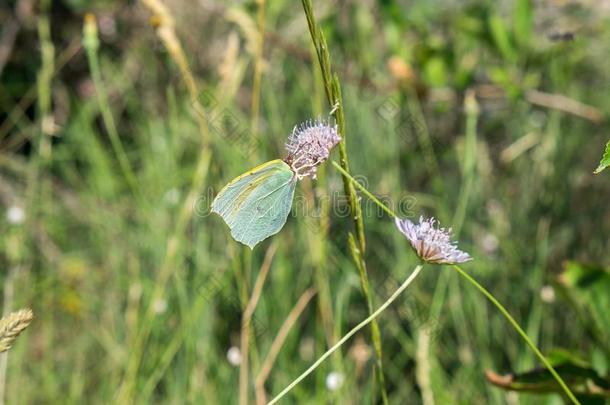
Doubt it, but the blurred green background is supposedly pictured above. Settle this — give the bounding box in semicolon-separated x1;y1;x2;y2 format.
0;0;609;403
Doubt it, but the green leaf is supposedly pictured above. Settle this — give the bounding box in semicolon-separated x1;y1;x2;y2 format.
594;139;610;174
423;56;447;87
488;14;516;62
513;0;533;49
559;261;610;351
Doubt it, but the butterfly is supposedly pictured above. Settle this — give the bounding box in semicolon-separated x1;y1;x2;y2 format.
211;119;340;249
211;159;297;249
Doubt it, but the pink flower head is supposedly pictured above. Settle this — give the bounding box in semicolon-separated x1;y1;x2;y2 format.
285;119;341;180
395;216;472;264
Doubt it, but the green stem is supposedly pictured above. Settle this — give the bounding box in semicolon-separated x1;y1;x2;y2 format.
452;89;478;237
268;265;424;405
83;15;140;198
451;265;580;405
331;161;396;218
301;1;388;401
250;0;266;134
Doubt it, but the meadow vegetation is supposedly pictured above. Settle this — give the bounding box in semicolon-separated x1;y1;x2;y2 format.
0;0;609;403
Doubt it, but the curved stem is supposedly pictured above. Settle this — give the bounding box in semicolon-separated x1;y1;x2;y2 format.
267;265;424;405
451;265;580;405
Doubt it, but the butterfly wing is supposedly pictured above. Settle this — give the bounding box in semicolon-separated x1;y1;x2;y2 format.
211;159;297;249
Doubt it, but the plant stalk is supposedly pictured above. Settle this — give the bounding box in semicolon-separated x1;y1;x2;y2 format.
330;161;581;405
300;1;388;401
268;265;423;405
451;265;580;405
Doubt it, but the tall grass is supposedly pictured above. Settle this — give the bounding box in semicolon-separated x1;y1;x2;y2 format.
301;0;389;402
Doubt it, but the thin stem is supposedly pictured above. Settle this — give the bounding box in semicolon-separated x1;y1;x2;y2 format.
301;1;387;401
0;267;16;404
452;89;478;237
36;0;54;166
255;288;317;405
404;87;441;182
331;161;397;218
451;265;580;405
240;243;277;405
268;265;424;405
83;14;140;198
250;0;266;134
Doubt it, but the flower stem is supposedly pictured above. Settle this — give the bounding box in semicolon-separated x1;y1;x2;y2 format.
331;161;397;218
268;265;424;405
451;265;580;405
329;162;580;404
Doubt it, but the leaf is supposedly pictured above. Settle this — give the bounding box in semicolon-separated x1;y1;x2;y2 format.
486;355;610;399
513;0;533;49
423;57;448;87
488;14;516;62
594;139;610;174
559;261;610;350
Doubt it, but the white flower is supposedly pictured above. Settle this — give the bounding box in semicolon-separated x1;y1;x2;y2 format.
325;371;344;391
227;346;242;366
152;298;168;314
540;285;556;303
395;216;472;264
6;206;25;225
285;119;341;180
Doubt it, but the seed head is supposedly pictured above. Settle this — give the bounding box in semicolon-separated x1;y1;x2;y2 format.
0;308;34;353
395;216;472;264
285;119;341;179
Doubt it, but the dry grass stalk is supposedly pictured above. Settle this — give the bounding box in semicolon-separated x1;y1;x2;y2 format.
526;89;604;123
255;288;317;405
141;0;210;147
117;2;213;401
240;242;278;405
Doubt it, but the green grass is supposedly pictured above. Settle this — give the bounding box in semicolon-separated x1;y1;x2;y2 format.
0;0;609;403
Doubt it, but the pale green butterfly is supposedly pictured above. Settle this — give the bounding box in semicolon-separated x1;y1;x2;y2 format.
211;119;341;249
211;159;297;249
